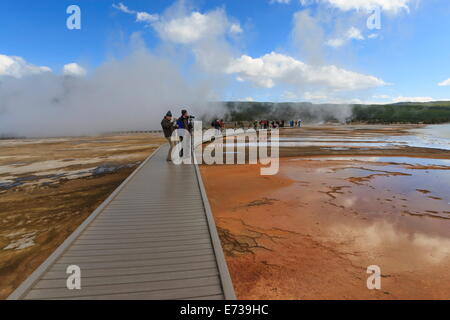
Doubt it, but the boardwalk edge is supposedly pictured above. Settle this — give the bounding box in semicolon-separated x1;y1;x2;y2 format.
7;146;163;300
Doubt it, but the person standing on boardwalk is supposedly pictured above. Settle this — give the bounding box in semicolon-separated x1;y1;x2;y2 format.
213;119;221;136
161;111;177;161
177;109;193;157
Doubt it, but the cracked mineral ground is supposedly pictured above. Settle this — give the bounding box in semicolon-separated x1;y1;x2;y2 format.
0;134;165;299
200;124;450;299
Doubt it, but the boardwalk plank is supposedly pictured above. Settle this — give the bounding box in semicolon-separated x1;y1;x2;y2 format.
34;269;220;289
63;243;213;257
26;276;221;299
57;248;214;264
80;228;210;239
68;238;212;251
61;285;224;300
43;261;218;279
9;145;235;300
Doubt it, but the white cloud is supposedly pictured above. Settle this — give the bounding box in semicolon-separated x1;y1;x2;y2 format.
239;96;255;102
281;93;442;105
153;7;241;72
373;94;390;99
292;10;325;64
299;0;316;5
296;91;371;104
282;91;299;100
438;78;450;87
0;55;87;79
391;96;435;103
112;2;133;14
229;23;243;34
113;2;159;24
282;90;337;102
136;12;159;23
347;26;364;40
114;3;239;43
327;26;364;48
303;91;330;101
113;3;240;73
226;52;386;91
326;38;346;48
363;95;443;104
270;0;291;3
321;0;411;14
63;63;87;77
114;3;238;44
365;95;439;104
153;10;230;44
0;54;51;78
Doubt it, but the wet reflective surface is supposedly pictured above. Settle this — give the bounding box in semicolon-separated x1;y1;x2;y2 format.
280;156;450;267
201;124;450;299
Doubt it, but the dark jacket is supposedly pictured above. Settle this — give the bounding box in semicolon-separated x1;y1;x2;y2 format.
177;116;192;132
213;120;221;130
161;118;175;138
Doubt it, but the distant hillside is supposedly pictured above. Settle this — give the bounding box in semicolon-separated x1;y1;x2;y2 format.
221;101;450;124
352;102;450;124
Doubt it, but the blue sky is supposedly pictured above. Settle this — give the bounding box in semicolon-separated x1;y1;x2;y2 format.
1;0;450;103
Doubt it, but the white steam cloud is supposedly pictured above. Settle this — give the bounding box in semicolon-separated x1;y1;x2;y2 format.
0;1;394;137
0;36;223;137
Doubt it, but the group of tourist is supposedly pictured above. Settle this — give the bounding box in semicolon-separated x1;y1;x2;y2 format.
254;120;286;129
252;119;302;129
160;109;194;161
289;119;303;127
211;119;225;135
161;109;304;161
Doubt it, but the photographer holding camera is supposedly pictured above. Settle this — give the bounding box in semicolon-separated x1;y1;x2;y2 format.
176;109;194;158
161;111;177;161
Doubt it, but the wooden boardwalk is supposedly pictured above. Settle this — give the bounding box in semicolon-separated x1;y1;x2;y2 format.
8;145;235;300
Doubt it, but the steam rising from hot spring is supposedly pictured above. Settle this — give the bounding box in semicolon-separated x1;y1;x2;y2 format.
0;46;224;137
